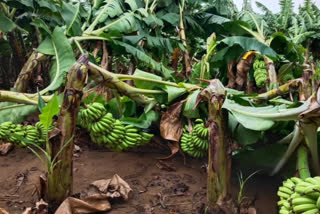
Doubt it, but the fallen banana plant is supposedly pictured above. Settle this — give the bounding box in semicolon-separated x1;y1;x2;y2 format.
223;87;320;175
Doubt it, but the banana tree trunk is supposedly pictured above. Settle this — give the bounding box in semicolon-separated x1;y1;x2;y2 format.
14;51;46;92
264;57;277;89
299;63;314;101
8;31;25;76
179;1;191;78
47;55;88;212
199;80;232;213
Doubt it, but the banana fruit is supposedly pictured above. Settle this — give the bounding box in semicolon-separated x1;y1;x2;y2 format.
0;121;53;146
79;102;153;151
277;176;320;214
253;58;268;88
282;73;294;83
180;119;208;158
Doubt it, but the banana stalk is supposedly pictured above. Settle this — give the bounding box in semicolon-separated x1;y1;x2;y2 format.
297;145;311;180
301;122;320;174
0;90;52;105
277;132;294;144
47;55;88;211
272;123;303;175
87;62;162;105
0;63;180;107
257;78;301;101
84;0;112;34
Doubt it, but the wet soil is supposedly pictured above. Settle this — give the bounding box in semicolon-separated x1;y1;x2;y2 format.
0;146;280;214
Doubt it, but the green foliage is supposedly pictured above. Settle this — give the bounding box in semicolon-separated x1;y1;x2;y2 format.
37;91;46;113
164;85;187;103
279;0;294;29
37;38;55;55
61;1;82;36
237;170;260;205
221;36;277;60
0;13;17;32
223;98;276;131
121;110;158;129
38;27;76;94
229;113;261;146
183;90;200;118
39;94;59;132
0;103;37;124
113;41;174;79
223;96;312;131
0;0;319;182
133;69;163;90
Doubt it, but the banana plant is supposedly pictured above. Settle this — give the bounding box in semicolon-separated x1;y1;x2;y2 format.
223;85;320;175
239;12;279;89
77;0;179;79
255;0;294;33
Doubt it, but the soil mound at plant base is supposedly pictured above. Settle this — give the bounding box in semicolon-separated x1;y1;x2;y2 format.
0;147;279;214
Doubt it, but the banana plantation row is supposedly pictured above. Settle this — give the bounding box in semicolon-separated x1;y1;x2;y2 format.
0;0;319;213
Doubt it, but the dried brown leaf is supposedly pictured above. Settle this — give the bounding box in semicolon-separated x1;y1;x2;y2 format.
160;101;184;142
101;41;109;70
0;143;13;155
55;174;132;214
55;196;111;214
21;207;32;214
226;60;237;89
170;48;180;72
236;54;255;91
93;42;101;58
156;141;180;160
88;174;133;201
0;208;9;214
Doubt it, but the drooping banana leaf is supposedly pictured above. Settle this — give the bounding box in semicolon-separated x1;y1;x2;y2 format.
61;1;82;36
222;97;310;131
113;40;174;79
0;102;37;124
183;90;200;118
220;36;278;60
0;13;17;32
37;27;76;94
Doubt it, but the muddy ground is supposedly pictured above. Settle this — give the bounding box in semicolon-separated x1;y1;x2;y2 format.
0;143;280;214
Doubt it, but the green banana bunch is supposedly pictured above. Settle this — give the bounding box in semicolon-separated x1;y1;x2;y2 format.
0;121;53;146
281;73;295;83
277;177;320;214
253;59;268;88
79;102;153;151
293;66;303;78
79;102;106;130
180;119;209;158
